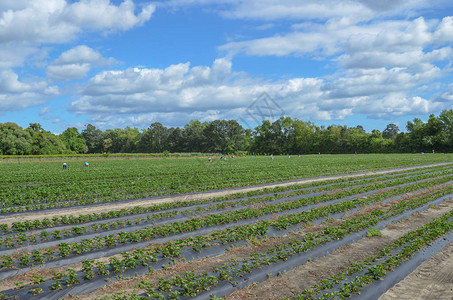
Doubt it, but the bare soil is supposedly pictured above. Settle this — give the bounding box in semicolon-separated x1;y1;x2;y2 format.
378;240;453;300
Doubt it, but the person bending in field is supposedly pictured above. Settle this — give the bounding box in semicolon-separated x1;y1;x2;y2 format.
84;162;89;167
63;163;67;170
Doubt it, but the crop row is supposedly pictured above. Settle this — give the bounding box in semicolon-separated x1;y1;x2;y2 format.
289;211;453;299
2;171;449;256
114;190;453;300
1;168;444;248
1;173;451;273
2;166;437;233
1;161;450;210
4;166;451;235
4;182;452;299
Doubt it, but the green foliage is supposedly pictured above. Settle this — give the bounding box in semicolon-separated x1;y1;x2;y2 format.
2;109;453;155
60;127;88;154
366;227;382;237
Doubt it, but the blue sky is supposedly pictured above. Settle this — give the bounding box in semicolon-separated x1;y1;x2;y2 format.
1;0;453;133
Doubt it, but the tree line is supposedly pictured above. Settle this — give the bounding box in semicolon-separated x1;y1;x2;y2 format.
1;109;452;155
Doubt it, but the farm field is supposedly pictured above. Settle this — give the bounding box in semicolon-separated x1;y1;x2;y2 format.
0;153;453;299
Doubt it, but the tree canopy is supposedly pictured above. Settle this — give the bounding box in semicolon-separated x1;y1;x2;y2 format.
1;109;453;155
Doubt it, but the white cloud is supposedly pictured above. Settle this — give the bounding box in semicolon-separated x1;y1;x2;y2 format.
0;0;154;111
219;0;372;21
0;70;58;111
433;16;453;43
322;66;442;99
63;0;155;31
47;45;114;80
53;45;103;65
220;17;449;58
0;0;155;44
217;13;453;124
69;53;452;129
354;94;435;118
433;83;453;103
166;0;438;22
69;59;323;122
47;63;92;81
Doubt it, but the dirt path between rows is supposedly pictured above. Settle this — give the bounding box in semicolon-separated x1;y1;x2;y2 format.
225;199;453;300
1;163;451;227
379;240;453;300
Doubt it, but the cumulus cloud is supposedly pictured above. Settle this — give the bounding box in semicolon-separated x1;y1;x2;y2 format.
355;94;434;118
63;0;154;31
47;45;114;81
69;57;440;128
69;59;323;124
221;17;453;58
216;11;453;123
0;70;58;111
0;0;154;111
0;0;156;44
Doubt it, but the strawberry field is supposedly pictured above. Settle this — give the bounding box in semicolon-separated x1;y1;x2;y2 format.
0;153;453;300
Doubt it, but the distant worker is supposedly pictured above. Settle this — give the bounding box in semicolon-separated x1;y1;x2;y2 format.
208;157;212;162
220;154;224;159
63;163;67;170
433;149;435;154
270;154;273;160
84;162;89;167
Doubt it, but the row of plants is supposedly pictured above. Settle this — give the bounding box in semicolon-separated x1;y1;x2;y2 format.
1;173;451;273
1;158;450;209
7;181;452;299
288;210;453;299
123;190;453;299
1;165;434;233
0;168;440;248
4;176;453;300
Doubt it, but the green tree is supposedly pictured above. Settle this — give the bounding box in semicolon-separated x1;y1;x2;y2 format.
140;122;169;153
26;123;66;155
82;124;103;153
202;120;245;153
167;127;184;152
406;118;426;152
251;120;272;154
60;127;88;153
345;126;369;153
382;124;399;139
291;119;317;154
0;123;33;155
182;120;207;152
438;109;453;151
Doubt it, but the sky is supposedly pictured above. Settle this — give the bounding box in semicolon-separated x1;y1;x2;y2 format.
1;0;453;134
